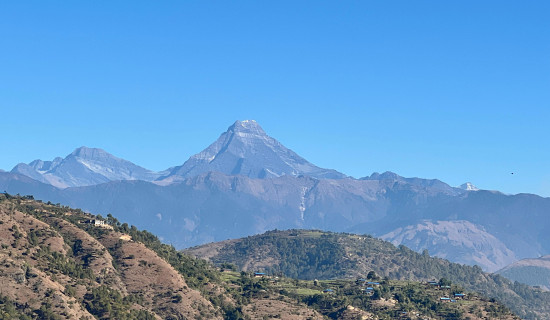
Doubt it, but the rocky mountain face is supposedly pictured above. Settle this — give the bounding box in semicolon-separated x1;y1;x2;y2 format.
11;146;165;188
11;121;345;186
158;120;347;184
2;120;550;274
379;220;518;272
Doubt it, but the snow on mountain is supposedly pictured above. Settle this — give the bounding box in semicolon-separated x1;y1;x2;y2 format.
459;182;480;191
159;120;347;183
28;157;64;173
10;163;53;185
11;147;166;188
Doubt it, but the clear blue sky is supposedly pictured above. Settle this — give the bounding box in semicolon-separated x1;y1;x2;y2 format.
1;1;549;197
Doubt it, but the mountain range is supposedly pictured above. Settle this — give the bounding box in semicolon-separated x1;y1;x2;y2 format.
10;120;345;188
2;120;550;274
11;146;166;188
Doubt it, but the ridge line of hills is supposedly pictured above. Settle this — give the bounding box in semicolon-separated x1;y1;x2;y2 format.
0;194;525;319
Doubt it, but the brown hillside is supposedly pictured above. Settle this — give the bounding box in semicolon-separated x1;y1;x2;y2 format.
0;196;221;319
0;194;326;319
42;216;128;294
0;201;94;319
98;231;220;319
242;295;323;320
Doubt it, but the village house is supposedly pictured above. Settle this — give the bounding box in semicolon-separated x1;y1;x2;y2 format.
81;219;113;229
89;219;105;226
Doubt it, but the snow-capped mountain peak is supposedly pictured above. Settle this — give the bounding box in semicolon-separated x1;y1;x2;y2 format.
69;146;112;159
11;147;164;188
459;182;480;191
229;119;266;135
160;120;347;182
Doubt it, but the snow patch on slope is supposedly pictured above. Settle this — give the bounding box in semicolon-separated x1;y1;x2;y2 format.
459;182;479;191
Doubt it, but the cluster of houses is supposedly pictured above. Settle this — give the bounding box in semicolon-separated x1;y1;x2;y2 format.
427;280;450;288
426;281;467;302
357;278;380;295
439;293;466;303
321;278;382;295
253;272;281;284
252;272;469;306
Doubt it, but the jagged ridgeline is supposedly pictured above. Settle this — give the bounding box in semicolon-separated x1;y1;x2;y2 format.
0;194;522;320
185;229;550;320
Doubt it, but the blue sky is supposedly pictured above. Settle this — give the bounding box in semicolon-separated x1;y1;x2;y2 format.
1;1;549;197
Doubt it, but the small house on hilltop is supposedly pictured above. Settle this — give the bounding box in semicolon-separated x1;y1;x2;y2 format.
86;219;105;226
82;219;113;229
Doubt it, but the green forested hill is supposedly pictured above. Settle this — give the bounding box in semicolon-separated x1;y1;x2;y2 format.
185;229;550;319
